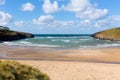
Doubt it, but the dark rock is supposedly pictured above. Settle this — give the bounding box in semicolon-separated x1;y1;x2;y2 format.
0;30;34;41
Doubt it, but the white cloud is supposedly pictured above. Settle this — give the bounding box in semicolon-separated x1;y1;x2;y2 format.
0;0;5;5
42;0;59;14
33;15;54;25
62;0;91;12
95;16;120;28
55;20;74;27
63;0;108;20
14;21;25;27
0;11;13;26
21;2;35;11
79;20;92;27
42;0;108;19
13;14;120;34
76;7;108;20
110;16;120;21
32;15;120;29
32;15;74;27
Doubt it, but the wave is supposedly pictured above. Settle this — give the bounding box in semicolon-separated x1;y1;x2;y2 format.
2;36;120;49
79;43;120;48
3;41;120;49
61;40;70;43
3;41;60;48
79;38;92;41
97;43;120;47
35;36;90;39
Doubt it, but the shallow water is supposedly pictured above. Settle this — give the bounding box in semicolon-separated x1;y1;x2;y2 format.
2;34;120;49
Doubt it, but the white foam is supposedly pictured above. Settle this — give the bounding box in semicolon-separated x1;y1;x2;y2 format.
2;37;120;49
46;37;55;38
3;41;60;48
19;41;30;44
97;43;120;47
36;44;60;47
79;43;120;48
61;40;70;43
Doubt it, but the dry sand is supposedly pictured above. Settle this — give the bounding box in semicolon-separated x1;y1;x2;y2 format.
18;60;120;80
1;45;120;80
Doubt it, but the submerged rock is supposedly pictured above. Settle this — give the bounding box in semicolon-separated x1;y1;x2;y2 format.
91;27;120;41
0;29;34;41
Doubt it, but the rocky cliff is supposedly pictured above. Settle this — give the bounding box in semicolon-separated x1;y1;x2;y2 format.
91;27;120;41
0;30;34;41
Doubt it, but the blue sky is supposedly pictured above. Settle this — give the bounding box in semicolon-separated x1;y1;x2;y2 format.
0;0;120;34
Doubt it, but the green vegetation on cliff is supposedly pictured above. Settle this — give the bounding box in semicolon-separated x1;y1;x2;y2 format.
0;60;50;80
92;27;120;41
0;29;34;41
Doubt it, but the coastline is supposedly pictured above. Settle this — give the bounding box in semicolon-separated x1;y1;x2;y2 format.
1;44;120;80
0;44;120;63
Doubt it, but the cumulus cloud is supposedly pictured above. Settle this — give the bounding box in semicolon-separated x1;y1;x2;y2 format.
33;15;54;25
32;15;74;27
0;11;13;26
32;15;120;29
62;0;91;12
21;2;35;11
14;21;25;27
42;0;59;14
0;0;5;5
95;16;120;28
76;7;108;20
12;14;120;34
63;0;108;20
42;0;108;19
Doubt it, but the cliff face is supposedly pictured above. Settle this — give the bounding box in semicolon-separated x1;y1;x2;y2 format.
0;30;34;41
91;27;120;41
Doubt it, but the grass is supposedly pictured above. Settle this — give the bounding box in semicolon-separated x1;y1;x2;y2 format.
0;60;50;80
93;27;120;40
0;30;17;36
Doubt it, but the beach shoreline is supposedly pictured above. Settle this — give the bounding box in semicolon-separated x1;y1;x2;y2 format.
1;44;120;80
0;44;120;63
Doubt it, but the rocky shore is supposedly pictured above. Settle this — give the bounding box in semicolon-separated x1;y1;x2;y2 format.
0;26;34;41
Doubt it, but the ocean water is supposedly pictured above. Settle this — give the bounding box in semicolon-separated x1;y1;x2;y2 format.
2;34;120;49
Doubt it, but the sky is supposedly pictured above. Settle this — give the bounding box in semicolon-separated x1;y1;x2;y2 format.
0;0;120;34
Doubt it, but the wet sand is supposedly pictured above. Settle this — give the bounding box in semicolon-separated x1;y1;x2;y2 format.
1;45;120;80
0;45;120;63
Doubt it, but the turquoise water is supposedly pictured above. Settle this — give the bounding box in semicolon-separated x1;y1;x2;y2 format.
2;34;120;49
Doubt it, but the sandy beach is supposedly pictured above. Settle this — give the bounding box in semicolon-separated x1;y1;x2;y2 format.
1;45;120;63
1;0;120;79
17;60;120;80
1;45;120;80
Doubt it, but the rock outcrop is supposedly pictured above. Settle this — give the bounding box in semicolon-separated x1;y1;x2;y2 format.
91;27;120;41
0;29;34;41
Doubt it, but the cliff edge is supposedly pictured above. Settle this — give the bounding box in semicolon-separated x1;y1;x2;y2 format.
91;27;120;41
0;26;34;41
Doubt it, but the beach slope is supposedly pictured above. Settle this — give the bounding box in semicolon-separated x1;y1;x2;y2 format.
18;60;120;80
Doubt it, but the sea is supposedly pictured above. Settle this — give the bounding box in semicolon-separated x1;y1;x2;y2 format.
2;34;120;49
